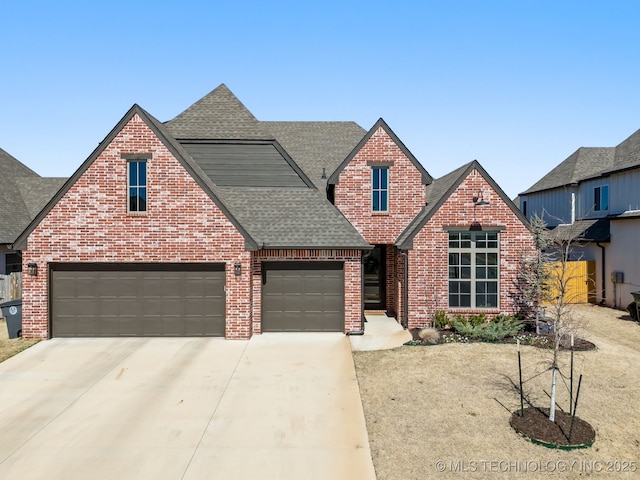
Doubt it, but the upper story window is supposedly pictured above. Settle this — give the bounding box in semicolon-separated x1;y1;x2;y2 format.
372;167;388;212
594;185;609;212
128;161;147;212
448;231;499;309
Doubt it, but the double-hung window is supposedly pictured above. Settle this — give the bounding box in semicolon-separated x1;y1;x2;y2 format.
372;167;388;212
594;185;609;212
448;231;499;308
128;161;147;212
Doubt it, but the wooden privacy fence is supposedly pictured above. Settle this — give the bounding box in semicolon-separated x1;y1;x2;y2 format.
545;260;596;304
0;272;22;304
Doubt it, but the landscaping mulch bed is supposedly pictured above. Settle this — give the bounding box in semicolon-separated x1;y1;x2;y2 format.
510;407;596;448
407;328;597;351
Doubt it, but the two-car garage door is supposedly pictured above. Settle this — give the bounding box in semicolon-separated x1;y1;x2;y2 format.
51;264;225;337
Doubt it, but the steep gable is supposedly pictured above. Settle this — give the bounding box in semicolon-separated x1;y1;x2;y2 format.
13;105;258;251
397;160;529;249
328;119;432;244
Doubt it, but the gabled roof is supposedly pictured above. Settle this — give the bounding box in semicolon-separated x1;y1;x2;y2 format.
0;148;65;244
327;118;432;186
216;187;370;249
522;128;640;195
165;84;274;140
521;147;615;194
396;160;528;249
263;121;366;189
13;104;260;251
13;103;369;252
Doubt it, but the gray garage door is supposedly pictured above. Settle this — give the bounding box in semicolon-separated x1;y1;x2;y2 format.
51;264;225;337
262;262;344;332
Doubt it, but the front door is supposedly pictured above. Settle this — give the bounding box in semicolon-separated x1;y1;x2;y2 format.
363;245;386;310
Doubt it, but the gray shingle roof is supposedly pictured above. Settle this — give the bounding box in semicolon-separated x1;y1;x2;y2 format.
165;84;274;140
522;147;615;194
216;187;369;249
263;122;366;189
551;219;610;243
522;128;640;195
0;148;66;244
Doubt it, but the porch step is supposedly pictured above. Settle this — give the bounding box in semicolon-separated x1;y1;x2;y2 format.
349;313;411;352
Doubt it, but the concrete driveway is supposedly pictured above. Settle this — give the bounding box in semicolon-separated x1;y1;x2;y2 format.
0;334;375;479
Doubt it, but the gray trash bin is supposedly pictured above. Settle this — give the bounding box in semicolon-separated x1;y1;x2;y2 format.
0;300;22;338
631;292;640;322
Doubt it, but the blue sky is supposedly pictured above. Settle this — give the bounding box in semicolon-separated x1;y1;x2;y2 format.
2;0;639;199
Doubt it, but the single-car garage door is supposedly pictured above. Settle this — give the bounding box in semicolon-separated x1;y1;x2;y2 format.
262;262;344;332
51;263;225;337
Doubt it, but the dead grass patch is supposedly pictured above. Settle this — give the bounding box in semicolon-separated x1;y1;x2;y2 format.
354;304;640;479
0;319;40;363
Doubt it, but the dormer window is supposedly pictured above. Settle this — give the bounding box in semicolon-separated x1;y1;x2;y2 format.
372;166;389;212
594;185;609;212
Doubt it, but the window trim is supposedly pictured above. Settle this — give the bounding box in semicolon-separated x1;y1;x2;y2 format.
127;160;148;213
448;231;500;309
594;185;609;212
371;166;389;213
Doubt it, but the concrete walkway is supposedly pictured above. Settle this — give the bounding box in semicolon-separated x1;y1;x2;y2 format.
349;313;412;352
0;335;375;480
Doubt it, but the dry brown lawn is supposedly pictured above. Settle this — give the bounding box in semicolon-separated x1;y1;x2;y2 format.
354;304;640;479
0;319;40;363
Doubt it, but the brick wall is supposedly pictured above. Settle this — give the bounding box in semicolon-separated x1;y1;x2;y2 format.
333;126;425;244
406;169;535;328
21;114;251;339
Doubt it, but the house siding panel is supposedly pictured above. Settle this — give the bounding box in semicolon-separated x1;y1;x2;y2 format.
21;114;251;339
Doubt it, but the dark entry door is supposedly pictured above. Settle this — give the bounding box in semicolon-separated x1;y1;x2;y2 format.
363;245;386;310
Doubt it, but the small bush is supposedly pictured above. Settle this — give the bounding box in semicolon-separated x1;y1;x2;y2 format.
450;313;467;326
452;318;524;341
468;313;487;326
491;313;514;324
432;310;449;330
419;327;441;344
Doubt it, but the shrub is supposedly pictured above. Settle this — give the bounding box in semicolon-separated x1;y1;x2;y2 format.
452;318;524;341
432;310;449;330
418;327;441;344
491;313;515;324
468;313;487;326
450;313;467;326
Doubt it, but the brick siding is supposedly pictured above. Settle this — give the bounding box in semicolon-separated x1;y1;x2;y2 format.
21;114;251;339
406;169;535;328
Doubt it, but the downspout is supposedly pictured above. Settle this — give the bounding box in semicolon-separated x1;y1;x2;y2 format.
346;250;366;336
398;250;409;329
597;242;606;305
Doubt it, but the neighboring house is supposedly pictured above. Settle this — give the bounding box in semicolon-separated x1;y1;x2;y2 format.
14;85;534;339
519;129;640;309
0;147;66;274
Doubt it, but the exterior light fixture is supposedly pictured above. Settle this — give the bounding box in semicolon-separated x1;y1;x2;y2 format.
472;190;489;206
27;262;38;276
234;263;242;276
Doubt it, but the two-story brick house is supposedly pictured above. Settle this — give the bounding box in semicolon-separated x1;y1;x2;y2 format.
519;129;640;309
14;85;534;338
